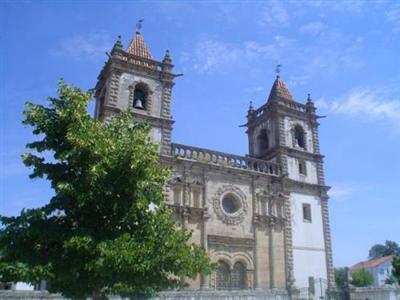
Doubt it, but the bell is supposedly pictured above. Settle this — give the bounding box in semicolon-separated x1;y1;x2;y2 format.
134;98;144;109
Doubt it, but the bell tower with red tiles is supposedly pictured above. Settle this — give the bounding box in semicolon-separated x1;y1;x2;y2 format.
245;74;335;294
94;30;178;155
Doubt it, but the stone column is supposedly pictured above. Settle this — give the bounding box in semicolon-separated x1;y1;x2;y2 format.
106;70;121;108
182;167;188;230
321;194;335;293
200;171;210;290
277;115;289;176
160;81;174;155
269;217;275;289
251;176;260;289
283;193;295;291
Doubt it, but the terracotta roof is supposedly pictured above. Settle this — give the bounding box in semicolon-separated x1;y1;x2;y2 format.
268;76;293;101
351;255;393;272
127;32;152;59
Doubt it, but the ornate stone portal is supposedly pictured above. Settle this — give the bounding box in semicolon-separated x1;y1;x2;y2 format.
94;29;335;299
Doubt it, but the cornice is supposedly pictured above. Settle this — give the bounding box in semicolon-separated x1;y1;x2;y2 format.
102;105;174;125
283;178;330;196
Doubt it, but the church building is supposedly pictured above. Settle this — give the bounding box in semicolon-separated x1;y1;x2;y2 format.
94;29;335;299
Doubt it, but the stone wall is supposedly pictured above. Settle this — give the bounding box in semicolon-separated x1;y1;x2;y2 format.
349;287;400;300
0;290;289;300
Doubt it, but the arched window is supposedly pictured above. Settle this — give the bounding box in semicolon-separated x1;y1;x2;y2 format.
257;128;269;153
294;125;305;149
133;85;148;110
216;261;246;290
231;262;246;289
216;261;230;290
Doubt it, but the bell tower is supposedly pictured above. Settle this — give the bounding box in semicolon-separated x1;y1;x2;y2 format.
94;28;177;155
245;73;335;293
246;74;324;184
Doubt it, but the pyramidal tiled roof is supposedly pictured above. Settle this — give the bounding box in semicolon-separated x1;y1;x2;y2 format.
127;32;152;59
268;76;293;101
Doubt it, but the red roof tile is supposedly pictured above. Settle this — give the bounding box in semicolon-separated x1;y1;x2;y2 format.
127;32;152;59
351;255;393;272
268;76;293;101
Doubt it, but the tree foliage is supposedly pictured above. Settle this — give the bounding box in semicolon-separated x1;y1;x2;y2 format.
0;82;214;299
334;267;348;290
350;269;373;287
392;256;400;285
369;240;400;259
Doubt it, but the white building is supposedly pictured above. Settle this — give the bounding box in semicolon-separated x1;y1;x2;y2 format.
351;255;394;287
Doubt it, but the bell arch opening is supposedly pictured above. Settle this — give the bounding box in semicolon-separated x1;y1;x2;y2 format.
294;125;305;149
132;83;150;110
256;128;269;155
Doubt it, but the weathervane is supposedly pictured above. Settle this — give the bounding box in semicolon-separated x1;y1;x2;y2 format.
275;64;282;78
136;19;144;32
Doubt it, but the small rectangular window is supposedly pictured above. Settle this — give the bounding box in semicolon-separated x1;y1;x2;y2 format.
299;160;307;175
303;203;312;222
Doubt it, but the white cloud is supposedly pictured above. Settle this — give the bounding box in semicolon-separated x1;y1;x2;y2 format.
243;86;265;94
259;0;290;27
50;33;112;60
191;40;242;73
314;97;329;109
184;36;296;73
299;21;324;35
296;0;365;14
329;186;355;199
386;4;400;33
328;182;373;200
318;87;400;129
289;74;311;87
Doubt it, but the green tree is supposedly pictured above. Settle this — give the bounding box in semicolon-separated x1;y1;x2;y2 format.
334;267;348;290
369;240;400;259
350;269;373;287
392;256;400;285
0;82;213;299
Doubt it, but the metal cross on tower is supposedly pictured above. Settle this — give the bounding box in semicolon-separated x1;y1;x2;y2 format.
136;19;144;32
275;64;282;78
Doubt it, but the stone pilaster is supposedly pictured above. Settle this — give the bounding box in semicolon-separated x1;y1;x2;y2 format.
321;195;335;293
160;82;173;155
283;194;295;291
310;121;321;155
106;71;121;108
311;121;326;186
161;123;173;156
269;218;275;289
161;83;173;119
251;176;260;289
200;171;210;290
278;115;286;148
316;161;326;186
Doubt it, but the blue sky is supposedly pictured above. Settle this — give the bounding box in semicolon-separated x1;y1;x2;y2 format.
1;0;399;268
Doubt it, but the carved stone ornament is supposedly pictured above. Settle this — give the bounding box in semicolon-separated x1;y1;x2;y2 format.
212;185;247;225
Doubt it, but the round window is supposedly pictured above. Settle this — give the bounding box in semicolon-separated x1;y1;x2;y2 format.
222;194;241;214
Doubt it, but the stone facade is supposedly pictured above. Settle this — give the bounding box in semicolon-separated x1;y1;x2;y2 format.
94;31;334;298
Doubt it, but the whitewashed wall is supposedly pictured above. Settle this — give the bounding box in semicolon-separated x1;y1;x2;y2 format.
15;282;34;291
286;156;318;184
290;192;327;288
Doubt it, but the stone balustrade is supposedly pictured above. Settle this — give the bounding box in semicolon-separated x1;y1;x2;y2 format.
252;98;307;119
114;49;162;70
171;143;281;176
280;98;307;112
